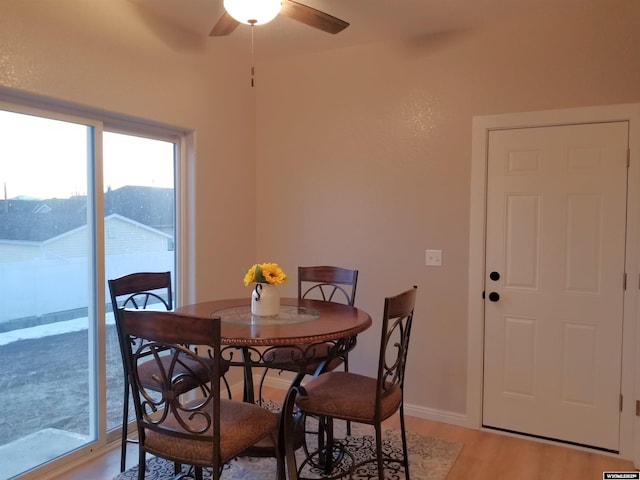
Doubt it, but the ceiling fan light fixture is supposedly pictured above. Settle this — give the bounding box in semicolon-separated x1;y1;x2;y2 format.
223;0;282;25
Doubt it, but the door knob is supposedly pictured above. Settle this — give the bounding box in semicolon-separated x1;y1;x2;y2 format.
489;271;500;281
488;292;500;302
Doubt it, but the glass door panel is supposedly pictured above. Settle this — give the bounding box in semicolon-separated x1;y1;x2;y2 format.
0;110;95;479
103;132;176;433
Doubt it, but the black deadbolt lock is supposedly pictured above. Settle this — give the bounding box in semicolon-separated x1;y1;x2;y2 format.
489;271;500;281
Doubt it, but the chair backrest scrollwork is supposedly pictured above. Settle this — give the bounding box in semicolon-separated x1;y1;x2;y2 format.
376;285;417;406
298;265;358;306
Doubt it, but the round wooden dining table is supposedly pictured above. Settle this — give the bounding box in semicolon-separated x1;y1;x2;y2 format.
176;296;372;479
177;297;372;402
176;296;372;347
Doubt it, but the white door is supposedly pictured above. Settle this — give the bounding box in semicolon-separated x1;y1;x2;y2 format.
482;121;629;451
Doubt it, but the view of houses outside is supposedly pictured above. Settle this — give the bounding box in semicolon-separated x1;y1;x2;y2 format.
0;109;176;478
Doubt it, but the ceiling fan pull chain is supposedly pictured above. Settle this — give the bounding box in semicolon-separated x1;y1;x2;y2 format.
250;21;256;87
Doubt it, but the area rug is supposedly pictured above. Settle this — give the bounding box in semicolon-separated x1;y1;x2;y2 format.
114;425;462;480
113;421;462;480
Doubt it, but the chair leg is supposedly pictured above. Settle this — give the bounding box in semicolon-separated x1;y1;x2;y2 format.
257;366;270;405
121;381;130;472
375;423;384;480
282;385;303;480
343;356;351;436
137;449;146;480
399;404;410;480
271;429;286;480
222;374;232;399
314;415;326;466
323;417;335;476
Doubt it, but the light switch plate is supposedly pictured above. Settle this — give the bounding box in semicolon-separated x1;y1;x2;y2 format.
425;249;442;266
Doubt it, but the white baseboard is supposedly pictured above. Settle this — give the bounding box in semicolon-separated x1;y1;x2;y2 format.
403;402;469;428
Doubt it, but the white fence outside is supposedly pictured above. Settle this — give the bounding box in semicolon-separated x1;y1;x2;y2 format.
0;251;174;325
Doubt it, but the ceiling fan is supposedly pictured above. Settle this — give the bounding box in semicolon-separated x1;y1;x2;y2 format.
209;0;349;37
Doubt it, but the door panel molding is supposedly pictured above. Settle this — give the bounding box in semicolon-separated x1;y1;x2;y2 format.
468;103;640;462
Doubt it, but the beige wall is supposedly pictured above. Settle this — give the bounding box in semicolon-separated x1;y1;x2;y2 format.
2;0;640;420
256;1;640;415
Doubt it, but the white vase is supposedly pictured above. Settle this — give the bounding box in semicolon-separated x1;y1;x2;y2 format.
251;283;280;317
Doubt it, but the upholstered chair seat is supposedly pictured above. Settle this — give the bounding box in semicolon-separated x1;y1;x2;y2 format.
145;399;279;465
295;371;402;423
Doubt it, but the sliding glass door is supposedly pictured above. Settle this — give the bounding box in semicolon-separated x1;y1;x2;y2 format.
0;106;177;479
103;131;176;434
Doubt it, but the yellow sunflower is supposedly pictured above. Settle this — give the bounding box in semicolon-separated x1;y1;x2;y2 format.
244;262;287;286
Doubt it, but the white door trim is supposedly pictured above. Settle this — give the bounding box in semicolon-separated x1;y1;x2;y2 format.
468;103;640;461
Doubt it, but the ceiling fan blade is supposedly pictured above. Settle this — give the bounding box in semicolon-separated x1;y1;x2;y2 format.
280;0;349;34
209;11;240;36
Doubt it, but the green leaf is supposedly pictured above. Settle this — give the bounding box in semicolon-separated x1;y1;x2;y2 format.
254;265;266;283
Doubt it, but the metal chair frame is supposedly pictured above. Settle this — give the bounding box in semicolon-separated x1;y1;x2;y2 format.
109;272;173;472
108;271;231;472
285;285;418;480
119;309;283;480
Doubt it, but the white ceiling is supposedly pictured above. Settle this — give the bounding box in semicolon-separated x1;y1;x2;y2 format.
129;0;597;58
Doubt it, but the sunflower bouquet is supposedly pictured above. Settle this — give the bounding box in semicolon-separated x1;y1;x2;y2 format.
243;263;287;286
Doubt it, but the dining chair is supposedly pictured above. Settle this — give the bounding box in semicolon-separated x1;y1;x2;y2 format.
245;266;358;461
119;309;284;480
260;266;358;377
290;285;418;480
108;271;231;472
258;266;358;416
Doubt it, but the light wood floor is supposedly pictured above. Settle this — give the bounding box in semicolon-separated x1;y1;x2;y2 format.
59;387;637;480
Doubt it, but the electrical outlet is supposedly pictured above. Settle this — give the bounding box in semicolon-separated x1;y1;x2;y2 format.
425;249;442;266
